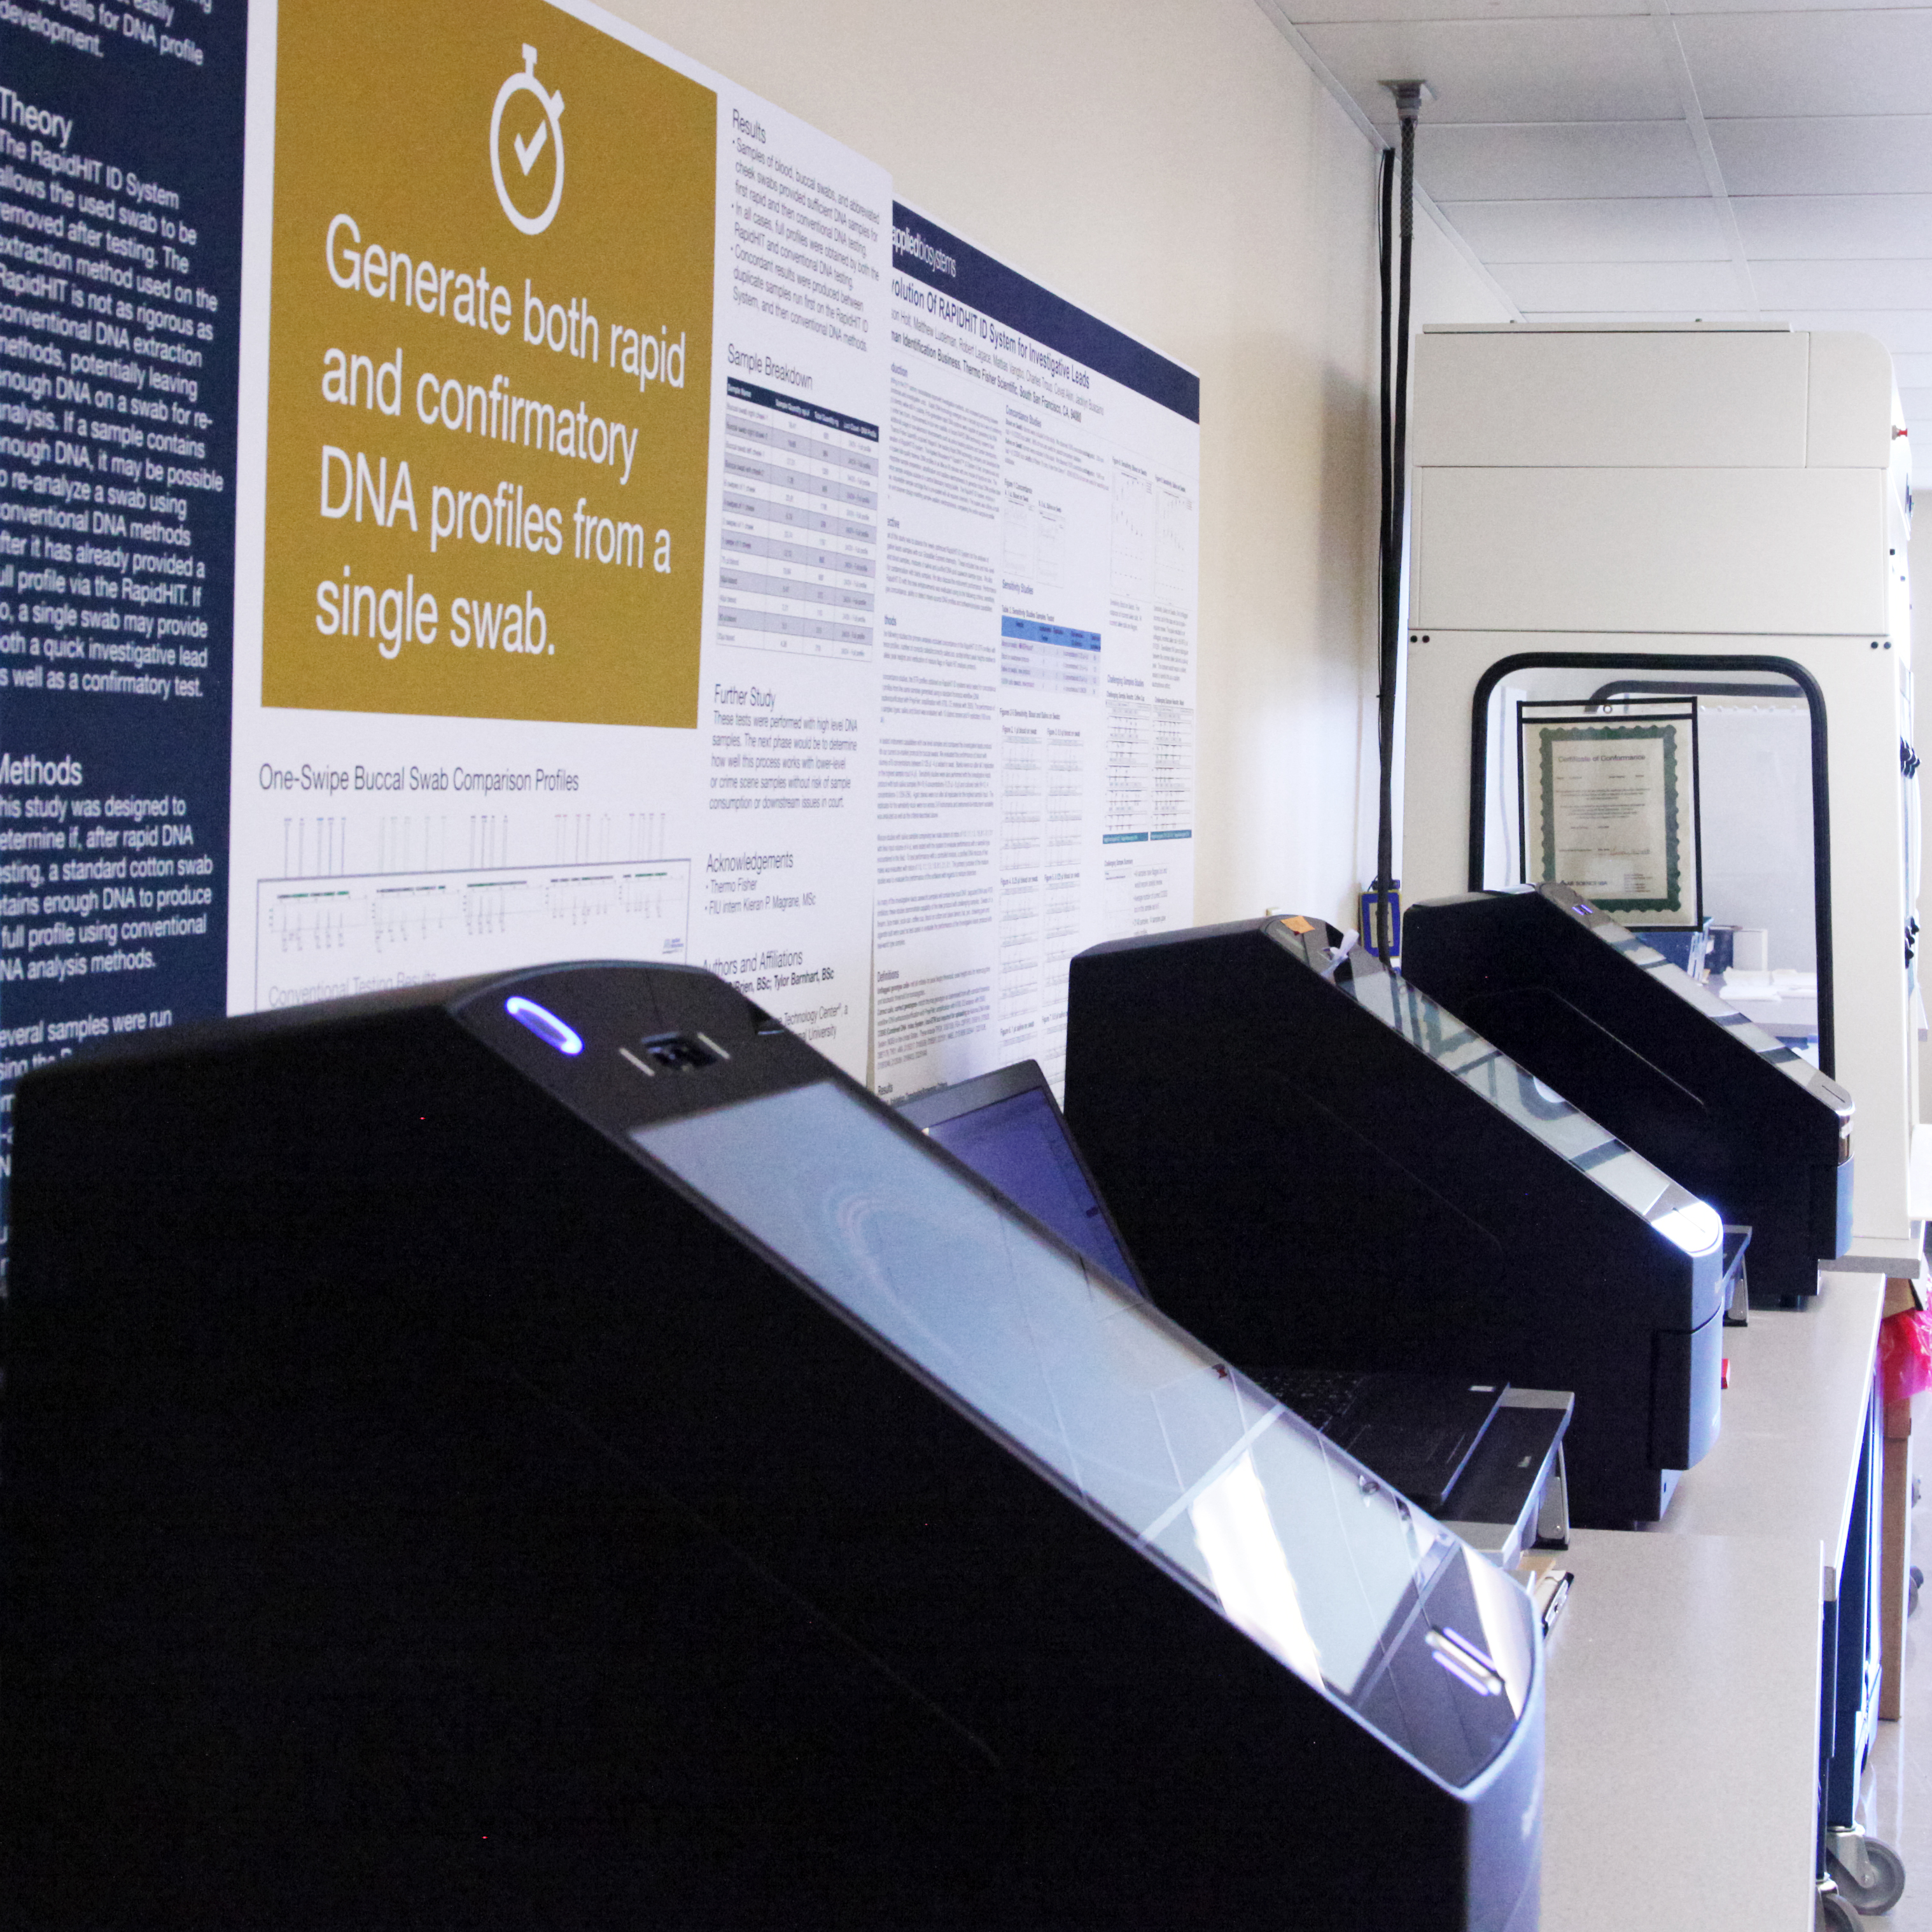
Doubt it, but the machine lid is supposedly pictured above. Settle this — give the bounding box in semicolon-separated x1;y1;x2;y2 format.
1267;919;1725;1261
631;1073;1536;1786
1539;883;1853;1129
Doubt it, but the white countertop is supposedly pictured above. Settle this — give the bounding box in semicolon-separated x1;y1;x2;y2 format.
1710;972;1820;1040
1541;1529;1823;1932
1649;1272;1883;1595
1541;1271;1882;1930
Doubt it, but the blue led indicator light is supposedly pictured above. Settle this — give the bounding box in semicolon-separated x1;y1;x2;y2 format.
505;995;584;1056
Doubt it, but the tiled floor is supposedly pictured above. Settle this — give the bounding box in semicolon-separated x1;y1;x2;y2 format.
1859;1519;1929;1925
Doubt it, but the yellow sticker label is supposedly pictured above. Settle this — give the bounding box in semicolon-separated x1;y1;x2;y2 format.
1282;915;1314;935
262;0;715;727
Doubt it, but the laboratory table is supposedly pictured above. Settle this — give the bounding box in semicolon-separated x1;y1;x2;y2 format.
1539;1273;1883;1932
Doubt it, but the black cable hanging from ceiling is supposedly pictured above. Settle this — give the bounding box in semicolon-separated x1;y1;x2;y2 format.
1378;145;1394;634
1372;84;1424;965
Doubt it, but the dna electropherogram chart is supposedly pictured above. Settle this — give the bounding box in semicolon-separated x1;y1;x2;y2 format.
256;860;692;1009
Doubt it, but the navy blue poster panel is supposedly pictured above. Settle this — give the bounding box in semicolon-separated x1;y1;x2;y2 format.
888;204;1200;424
0;3;246;1261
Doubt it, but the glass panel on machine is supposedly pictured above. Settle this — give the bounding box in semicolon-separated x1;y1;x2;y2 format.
633;1081;1462;1705
1320;945;1723;1259
1573;898;1851;1112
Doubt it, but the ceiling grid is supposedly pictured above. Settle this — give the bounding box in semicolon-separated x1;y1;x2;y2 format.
1646;0;1762;311
1256;0;1932;475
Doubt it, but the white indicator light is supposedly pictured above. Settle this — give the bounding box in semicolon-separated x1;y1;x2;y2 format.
1652;1197;1724;1257
505;995;584;1056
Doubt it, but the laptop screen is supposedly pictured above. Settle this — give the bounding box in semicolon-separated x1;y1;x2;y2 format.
900;1070;1146;1294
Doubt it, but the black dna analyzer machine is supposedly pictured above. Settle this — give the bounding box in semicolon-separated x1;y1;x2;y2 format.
1401;883;1854;1308
2;964;1543;1932
1065;918;1728;1530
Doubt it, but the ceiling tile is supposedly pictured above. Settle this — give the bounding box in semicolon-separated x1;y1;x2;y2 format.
1443;197;1728;262
1493;260;1751;311
1679;13;1932;120
1710;117;1932;196
1408;121;1707;199
1772;309;1932;353
1676;0;1932;13
1289;0;1643;19
1733;195;1932;260
1754;260;1932;307
1301;18;1683;125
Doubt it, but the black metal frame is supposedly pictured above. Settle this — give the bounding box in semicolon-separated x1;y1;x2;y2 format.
1469;651;1835;1076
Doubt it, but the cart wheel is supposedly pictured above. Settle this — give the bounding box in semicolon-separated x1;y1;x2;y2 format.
1830;1840;1906;1915
1819;1887;1863;1931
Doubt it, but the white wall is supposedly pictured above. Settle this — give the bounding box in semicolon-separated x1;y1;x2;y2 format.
610;0;1509;932
1912;505;1932;1121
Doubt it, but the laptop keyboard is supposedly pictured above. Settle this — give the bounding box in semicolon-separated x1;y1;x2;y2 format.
1244;1366;1370;1434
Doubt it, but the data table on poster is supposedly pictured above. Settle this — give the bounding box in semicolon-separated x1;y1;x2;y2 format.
1000;619;1101;698
717;380;878;659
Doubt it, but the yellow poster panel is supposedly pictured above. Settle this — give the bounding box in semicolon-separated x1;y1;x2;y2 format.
263;0;715;727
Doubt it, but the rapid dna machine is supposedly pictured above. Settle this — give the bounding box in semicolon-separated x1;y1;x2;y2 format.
1065;918;1726;1530
1403;884;1854;1307
1;963;1543;1932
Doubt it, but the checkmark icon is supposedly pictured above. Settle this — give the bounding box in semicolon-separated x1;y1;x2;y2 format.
491;51;566;235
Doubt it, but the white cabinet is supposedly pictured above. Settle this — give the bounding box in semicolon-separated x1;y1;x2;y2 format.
1403;326;1919;1266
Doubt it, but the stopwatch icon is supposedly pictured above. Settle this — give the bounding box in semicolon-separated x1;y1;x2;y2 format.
491;45;565;236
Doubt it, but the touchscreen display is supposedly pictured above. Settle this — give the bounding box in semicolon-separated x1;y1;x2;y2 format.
634;1081;1453;1704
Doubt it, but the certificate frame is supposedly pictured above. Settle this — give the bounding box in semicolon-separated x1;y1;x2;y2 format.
1517;699;1702;928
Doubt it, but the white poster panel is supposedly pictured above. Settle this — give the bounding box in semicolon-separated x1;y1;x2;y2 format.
872;206;1199;1100
695;89;887;1074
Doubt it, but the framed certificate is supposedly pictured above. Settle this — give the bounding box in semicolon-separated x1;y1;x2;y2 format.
1518;700;1701;928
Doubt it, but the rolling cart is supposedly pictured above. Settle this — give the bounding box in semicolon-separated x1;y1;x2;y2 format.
1818;1379;1907;1926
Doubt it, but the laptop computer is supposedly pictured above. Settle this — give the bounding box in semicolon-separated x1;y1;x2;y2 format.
896;1060;1144;1294
1239;1365;1508;1513
896;1061;1508;1511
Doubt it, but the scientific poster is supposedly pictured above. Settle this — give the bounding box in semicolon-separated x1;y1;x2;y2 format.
871;205;1199;1099
228;0;888;1075
2;0;1195;1228
693;81;888;1070
0;0;246;1256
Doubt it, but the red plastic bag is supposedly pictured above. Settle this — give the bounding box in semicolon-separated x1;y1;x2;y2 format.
1879;1307;1932;1406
